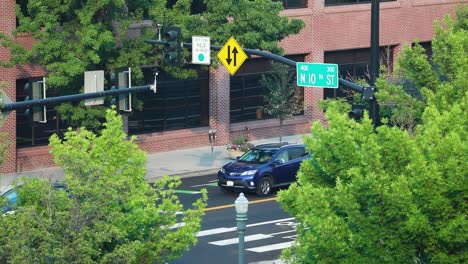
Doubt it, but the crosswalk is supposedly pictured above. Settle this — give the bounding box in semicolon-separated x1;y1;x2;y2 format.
197;217;297;253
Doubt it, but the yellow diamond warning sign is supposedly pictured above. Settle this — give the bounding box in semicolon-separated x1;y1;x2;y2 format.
217;36;248;75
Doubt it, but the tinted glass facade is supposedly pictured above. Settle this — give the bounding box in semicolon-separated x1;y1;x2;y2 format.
128;69;209;134
325;0;395;6
324;47;394;100
230;56;305;123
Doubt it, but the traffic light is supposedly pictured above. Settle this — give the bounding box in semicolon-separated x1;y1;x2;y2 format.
110;68;132;112
348;104;365;121
24;78;47;123
163;26;181;66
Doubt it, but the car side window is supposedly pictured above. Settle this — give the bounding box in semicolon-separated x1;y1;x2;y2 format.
288;147;305;160
276;150;289;163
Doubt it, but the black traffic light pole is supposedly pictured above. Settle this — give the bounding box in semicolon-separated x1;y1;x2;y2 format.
1;84;153;112
3;23;379;120
369;0;380;127
145;39;366;95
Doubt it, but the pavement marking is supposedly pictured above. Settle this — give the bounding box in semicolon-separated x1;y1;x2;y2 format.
246;241;294;253
171;190;202;194
196;217;295;237
282;235;297;239
197;227;237;237
169;222;187;229
209;234;272;246
268;230;296;236
190;182;218;188
204;197;278;211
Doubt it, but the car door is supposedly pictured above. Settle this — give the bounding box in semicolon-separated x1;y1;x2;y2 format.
271;149;294;186
285;146;306;183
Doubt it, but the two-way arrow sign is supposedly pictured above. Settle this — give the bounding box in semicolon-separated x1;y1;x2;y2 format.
217;36;247;75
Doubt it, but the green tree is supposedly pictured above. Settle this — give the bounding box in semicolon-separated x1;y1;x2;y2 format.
0;107;208;263
279;6;467;264
0;0;304;128
260;62;303;142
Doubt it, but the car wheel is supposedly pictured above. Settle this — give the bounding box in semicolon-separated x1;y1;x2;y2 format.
256;176;273;197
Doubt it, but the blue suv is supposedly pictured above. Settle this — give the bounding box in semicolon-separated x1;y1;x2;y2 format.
218;143;309;196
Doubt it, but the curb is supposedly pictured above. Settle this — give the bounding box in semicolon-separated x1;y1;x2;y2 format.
145;168;221;183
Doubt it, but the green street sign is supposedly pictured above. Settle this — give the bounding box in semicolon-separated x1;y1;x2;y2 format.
296;62;339;88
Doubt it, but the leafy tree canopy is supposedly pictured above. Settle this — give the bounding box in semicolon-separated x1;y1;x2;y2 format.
1;0;303;86
0;0;303;128
279;6;467;264
0;107;208;263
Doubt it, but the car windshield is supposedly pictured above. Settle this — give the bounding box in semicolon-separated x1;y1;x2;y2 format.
238;149;277;164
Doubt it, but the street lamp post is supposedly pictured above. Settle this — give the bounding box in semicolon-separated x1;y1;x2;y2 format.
235;192;249;264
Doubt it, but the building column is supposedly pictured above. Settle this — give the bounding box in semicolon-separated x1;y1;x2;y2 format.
0;0;18;173
304;53;326;124
209;66;230;145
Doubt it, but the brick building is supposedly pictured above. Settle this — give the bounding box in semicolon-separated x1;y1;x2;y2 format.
0;0;463;173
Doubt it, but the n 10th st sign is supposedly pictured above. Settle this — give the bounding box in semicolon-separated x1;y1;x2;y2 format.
296;63;338;88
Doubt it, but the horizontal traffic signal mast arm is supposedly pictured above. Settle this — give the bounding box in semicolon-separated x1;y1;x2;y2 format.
1;85;152;112
145;39;365;94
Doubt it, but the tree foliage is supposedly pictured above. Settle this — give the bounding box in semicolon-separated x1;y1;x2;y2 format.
0;0;304;128
279;6;467;264
0;108;208;263
260;62;303;142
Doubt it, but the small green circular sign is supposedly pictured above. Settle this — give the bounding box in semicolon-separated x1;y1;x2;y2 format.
198;54;205;62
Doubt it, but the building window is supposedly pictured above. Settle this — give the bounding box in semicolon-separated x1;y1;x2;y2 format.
230;56;305;123
275;0;308;9
324;47;394;100
16;79;69;148
325;0;395;6
128;69;209;134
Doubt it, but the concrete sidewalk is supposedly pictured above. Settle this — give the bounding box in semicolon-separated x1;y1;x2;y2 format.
1;134;306;193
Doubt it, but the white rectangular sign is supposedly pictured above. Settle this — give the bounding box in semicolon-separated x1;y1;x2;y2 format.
192;36;210;65
84;70;104;106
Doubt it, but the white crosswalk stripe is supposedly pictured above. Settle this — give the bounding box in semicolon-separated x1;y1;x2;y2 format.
209;234;272;246
197;217;297;254
246;241;294;253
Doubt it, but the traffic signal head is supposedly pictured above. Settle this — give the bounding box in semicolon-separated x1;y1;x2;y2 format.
110;68;132;112
163;26;181;66
349;104;365;121
23;78;47;123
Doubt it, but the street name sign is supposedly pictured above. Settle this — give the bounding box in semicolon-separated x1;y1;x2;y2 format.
217;36;248;75
296;62;338;88
192;36;210;65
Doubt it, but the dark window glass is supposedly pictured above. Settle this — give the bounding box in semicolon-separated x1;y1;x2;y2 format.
128;69;209;134
16;79;69;148
288;147;305;160
230;56;305;123
324;47;394;100
274;0;308;9
325;0;396;6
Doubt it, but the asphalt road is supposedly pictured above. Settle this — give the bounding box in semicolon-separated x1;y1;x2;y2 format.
169;173;296;264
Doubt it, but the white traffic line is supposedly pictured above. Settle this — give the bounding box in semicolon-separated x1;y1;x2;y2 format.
268;230;296;236
196;227;237;237
282;234;297;239
246;241;294;253
209;234;272;246
196;217;295;237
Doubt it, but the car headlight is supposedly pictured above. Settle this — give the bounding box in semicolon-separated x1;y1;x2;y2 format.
220;168;225;173
241;170;258;176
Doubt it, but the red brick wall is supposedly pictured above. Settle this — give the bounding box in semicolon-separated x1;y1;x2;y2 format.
1;0;463;173
0;0;17;174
